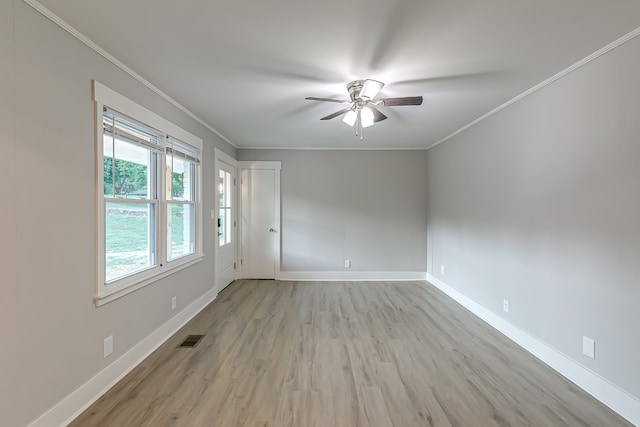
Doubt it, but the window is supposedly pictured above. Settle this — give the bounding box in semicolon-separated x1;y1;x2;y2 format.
167;139;198;260
103;110;160;282
94;81;203;305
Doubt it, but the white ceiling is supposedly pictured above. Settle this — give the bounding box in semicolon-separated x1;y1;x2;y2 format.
37;0;640;149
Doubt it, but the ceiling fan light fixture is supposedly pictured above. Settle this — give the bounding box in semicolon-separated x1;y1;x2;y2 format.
359;79;384;99
343;109;357;126
360;107;375;128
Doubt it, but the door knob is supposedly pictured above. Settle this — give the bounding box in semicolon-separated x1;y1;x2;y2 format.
269;228;276;232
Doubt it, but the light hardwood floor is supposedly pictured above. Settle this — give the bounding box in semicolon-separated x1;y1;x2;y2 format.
70;280;631;426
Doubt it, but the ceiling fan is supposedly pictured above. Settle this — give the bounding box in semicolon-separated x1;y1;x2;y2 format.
306;79;423;140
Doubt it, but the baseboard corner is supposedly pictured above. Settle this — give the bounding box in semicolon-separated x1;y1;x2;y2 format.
425;273;640;426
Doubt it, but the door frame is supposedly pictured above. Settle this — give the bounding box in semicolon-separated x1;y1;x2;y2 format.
237;161;281;280
214;148;238;292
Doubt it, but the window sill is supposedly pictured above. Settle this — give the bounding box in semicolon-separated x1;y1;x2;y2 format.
94;253;204;307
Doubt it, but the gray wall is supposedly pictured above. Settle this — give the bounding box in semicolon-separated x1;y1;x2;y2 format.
427;35;640;398
238;150;428;272
1;0;17;423
1;2;236;426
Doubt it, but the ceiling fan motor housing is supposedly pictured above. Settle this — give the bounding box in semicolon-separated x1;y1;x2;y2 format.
347;80;366;101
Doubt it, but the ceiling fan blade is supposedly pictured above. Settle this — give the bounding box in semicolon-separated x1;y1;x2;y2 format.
320;107;353;120
306;97;349;104
360;79;385;99
378;96;423;106
369;106;387;122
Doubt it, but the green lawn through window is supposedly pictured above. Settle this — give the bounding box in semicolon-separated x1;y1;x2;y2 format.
105;203;184;282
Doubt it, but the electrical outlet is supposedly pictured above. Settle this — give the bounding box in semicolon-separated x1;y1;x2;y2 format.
583;336;595;359
104;335;113;358
344;259;351;268
503;299;509;313
171;296;177;310
441;264;445;274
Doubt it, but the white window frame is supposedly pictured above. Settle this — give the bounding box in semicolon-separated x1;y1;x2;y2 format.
93;81;204;306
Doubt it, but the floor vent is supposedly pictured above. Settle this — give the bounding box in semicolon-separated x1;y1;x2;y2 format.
178;334;205;348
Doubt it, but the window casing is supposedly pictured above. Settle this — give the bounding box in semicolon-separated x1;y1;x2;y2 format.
93;81;203;306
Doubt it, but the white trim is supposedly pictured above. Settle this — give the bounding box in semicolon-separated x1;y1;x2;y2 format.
95;255;203;306
214;148;237;169
274;168;281;279
278;271;428;281
428;26;640;150
27;288;219;427
239;146;430;151
426;273;640;426
238;160;282;171
23;0;237;149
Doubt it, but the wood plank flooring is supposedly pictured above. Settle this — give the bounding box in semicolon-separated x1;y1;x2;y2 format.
70;280;631;426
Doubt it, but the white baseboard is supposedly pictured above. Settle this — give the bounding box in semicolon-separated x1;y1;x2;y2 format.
277;271;427;281
426;273;640;426
27;288;219;427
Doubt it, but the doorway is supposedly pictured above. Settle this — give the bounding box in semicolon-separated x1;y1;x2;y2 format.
215;149;237;292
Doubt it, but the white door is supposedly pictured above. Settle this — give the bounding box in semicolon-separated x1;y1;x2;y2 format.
215;150;237;291
240;163;280;279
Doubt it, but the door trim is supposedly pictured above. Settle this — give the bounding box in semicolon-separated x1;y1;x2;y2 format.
237;161;281;280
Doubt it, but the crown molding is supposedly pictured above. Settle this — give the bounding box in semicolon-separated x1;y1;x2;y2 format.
22;0;238;149
238;145;430;151
22;0;640;152
428;26;640;150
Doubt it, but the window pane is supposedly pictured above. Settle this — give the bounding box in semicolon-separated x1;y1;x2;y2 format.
168;203;195;260
218;207;231;246
167;156;194;201
218;208;226;246
104;110;161;148
103;136;151;199
218;170;231;208
225;208;232;245
218;169;232;247
218;170;225;208
224;171;231;208
105;202;156;282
